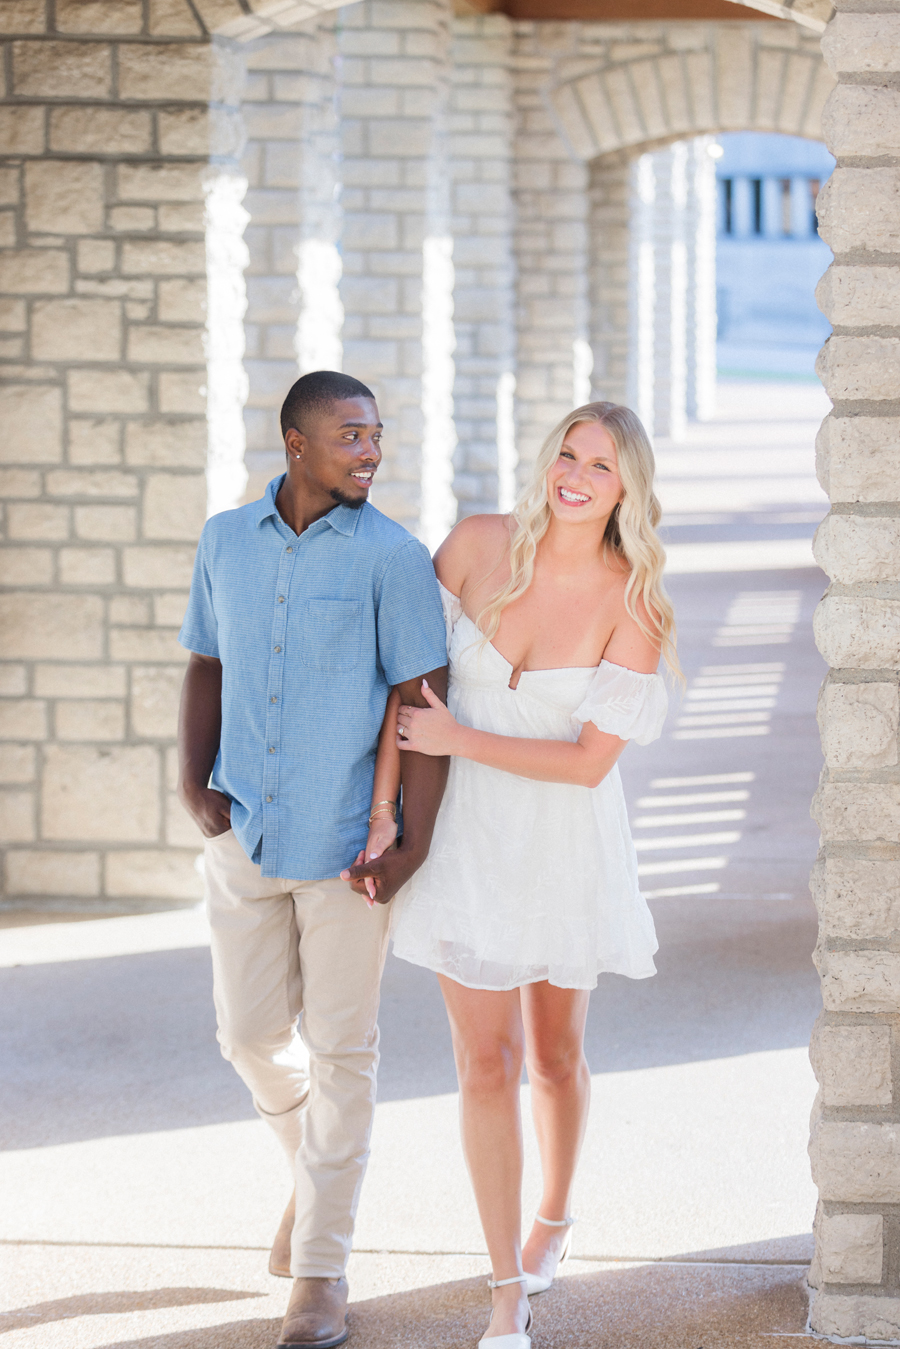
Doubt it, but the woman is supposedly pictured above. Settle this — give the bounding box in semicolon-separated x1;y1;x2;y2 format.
366;402;677;1348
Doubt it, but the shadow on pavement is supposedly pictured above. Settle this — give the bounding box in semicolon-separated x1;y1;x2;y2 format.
1;883;820;1151
0;1288;264;1332
53;1257;810;1349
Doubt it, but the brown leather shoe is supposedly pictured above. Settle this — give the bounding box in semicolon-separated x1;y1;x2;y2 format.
268;1190;295;1278
277;1276;349;1349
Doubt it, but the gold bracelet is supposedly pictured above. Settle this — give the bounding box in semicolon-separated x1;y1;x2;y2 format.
370;800;396;814
368;809;396;823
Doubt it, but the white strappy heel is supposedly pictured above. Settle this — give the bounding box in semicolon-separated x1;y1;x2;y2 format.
522;1214;575;1297
477;1273;533;1349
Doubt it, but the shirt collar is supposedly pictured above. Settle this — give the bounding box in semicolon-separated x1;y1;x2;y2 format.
253;474;363;538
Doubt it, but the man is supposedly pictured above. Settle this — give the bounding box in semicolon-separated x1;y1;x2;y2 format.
177;370;448;1349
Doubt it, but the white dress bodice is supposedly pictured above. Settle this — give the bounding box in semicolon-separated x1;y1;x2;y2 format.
390;586;668;991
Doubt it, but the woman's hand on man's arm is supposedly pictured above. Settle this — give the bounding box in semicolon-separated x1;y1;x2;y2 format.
342;665;449;905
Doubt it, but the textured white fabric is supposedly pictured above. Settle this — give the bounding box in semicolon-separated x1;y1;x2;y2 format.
391;587;667;991
574;660;668;745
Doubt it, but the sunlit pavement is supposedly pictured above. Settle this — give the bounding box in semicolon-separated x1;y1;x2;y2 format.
0;380;831;1348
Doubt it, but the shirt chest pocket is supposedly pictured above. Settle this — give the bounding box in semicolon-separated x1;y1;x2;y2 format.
300;598;362;674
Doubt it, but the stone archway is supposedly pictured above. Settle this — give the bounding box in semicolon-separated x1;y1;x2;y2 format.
549;24;834;160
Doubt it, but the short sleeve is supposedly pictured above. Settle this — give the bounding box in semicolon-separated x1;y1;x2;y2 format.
574;659;668;745
376;539;448;686
438;582;463;646
178;522;220;659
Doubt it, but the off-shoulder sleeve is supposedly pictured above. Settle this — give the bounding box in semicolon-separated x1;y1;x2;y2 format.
438;582;463;647
573;659;668;745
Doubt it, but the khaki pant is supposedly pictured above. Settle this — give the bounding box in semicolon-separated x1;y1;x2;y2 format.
204;828;391;1278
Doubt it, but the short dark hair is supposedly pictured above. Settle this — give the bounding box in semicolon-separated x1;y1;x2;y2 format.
280;370;375;439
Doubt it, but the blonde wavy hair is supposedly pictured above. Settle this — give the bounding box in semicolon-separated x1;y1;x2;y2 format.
476;401;680;677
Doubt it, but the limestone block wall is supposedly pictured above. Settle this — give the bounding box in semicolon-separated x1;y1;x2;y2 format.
588;152;630;408
0;0;241;909
337;0;455;540
448;13;516;518
511;22;591;478
806;4;900;1337
240;20;340;504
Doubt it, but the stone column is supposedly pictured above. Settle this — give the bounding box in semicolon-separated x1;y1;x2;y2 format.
448;12;515;519
240;20;340;504
588;152;631;409
685;136;717;423
790;174;813;236
807;5;900;1340
511;23;590;480
606;138;714;429
651;142;688;441
0;1;244;909
337;0;455;543
627;151;656;434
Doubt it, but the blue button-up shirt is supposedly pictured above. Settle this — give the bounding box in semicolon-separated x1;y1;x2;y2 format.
178;475;447;880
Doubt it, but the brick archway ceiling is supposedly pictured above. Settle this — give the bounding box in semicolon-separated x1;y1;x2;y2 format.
455;0;832;28
201;0;831;38
548;21;834;160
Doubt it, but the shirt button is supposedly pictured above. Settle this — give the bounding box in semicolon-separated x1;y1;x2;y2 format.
286;546;293;553
270;695;277;703
274;645;281;653
266;795;273;803
278;596;285;603
268;746;275;754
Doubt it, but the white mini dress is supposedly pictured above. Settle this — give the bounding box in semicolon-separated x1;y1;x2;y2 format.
390;586;668;992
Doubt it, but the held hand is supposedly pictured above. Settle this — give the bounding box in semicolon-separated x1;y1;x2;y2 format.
182;785;232;839
341;842;426;907
397;680;462;757
340;817;399;908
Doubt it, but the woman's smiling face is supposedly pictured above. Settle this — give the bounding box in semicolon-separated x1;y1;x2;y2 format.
546;421;624;526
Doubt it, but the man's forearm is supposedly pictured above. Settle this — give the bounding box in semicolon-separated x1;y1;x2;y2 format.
395;666;449;861
398;749;449;861
178;654;223;799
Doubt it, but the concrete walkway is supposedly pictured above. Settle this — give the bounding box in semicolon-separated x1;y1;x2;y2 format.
1;381;831;1348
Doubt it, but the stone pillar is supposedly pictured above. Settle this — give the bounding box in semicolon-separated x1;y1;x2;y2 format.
337;0;455;543
627;151;656;434
732;175;754;237
807;5;900;1340
511;23;589;479
588;153;630;409
240;21;340;504
790;174;813;236
0;1;245;909
685;136;717;423
607;138;714;429
652;142;688;440
448;12;515;519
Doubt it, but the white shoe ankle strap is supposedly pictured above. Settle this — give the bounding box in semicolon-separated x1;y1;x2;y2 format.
535;1214;575;1227
488;1274;529;1288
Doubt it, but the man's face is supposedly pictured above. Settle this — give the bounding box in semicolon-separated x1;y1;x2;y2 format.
285;397;382;509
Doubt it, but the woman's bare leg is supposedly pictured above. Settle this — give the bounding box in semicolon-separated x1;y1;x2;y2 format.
438;975;530;1338
520;982;591;1279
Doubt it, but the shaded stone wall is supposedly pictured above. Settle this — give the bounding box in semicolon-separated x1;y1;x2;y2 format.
0;0;236;908
806;4;900;1337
